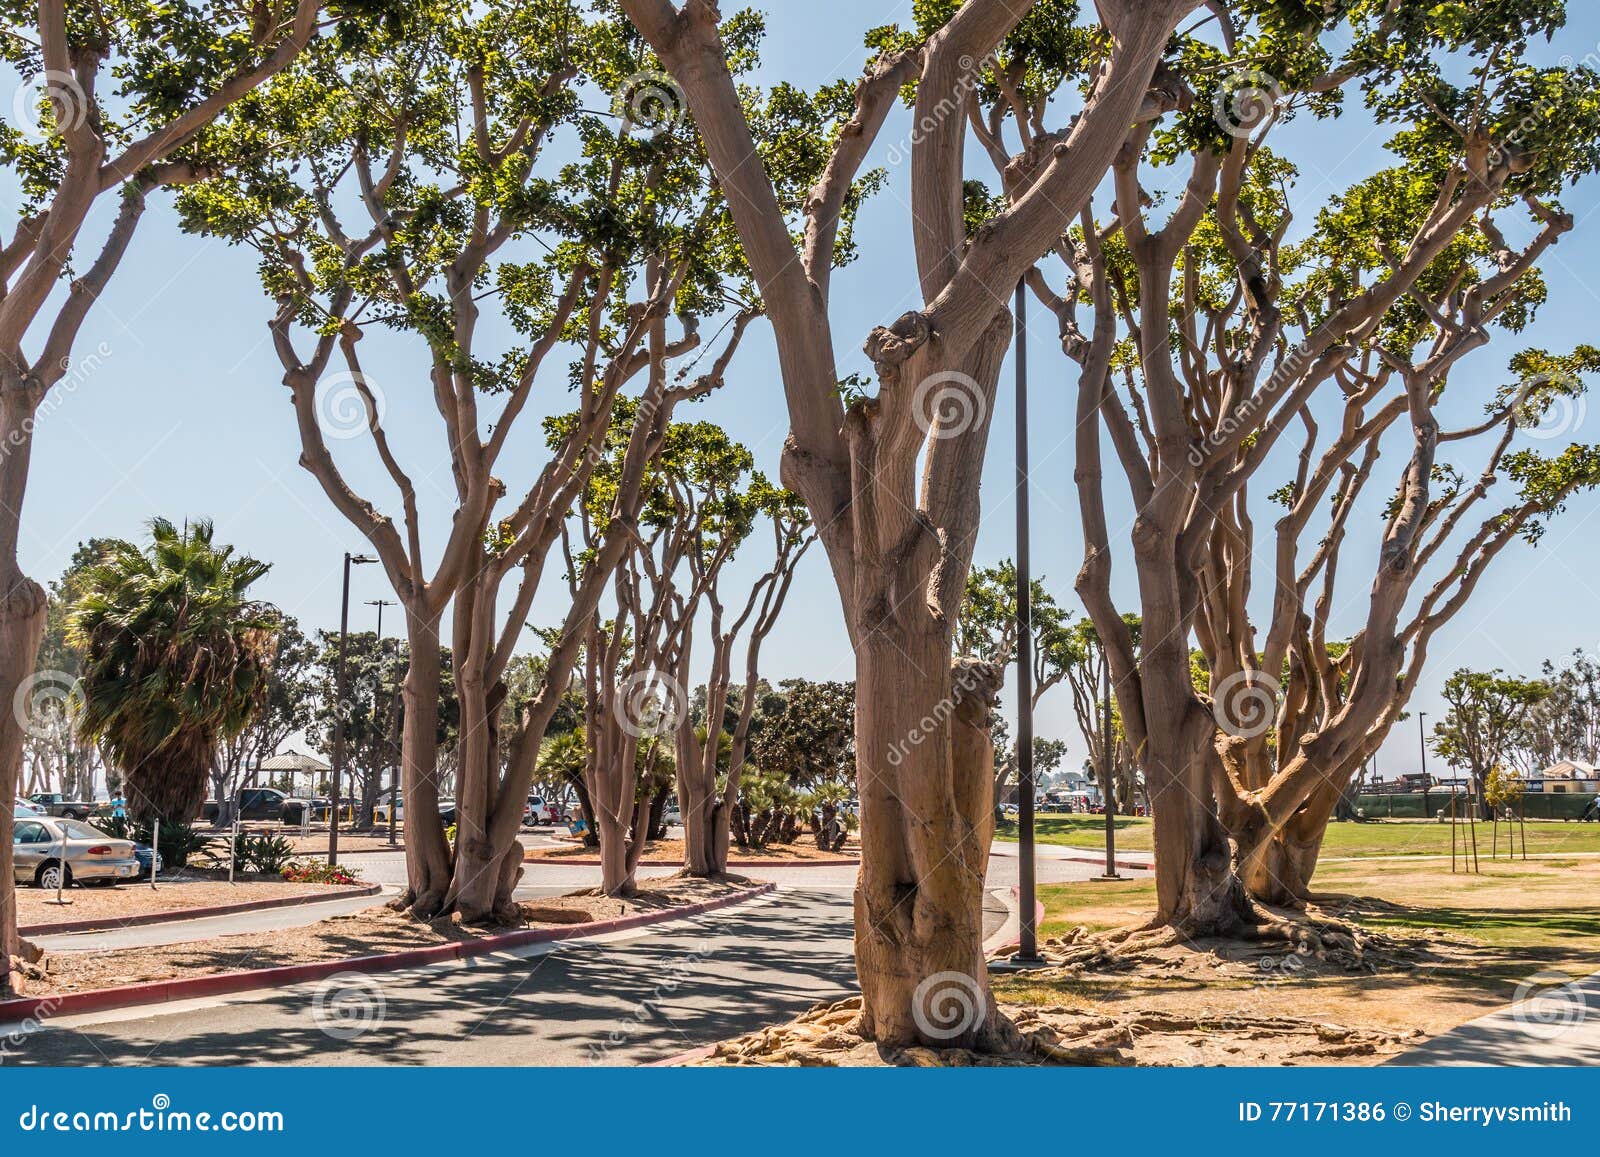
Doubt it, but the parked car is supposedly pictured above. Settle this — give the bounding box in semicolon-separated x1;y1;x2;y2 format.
373;798;403;825
13;797;45;817
27;792;95;820
133;842;163;877
525;796;561;825
200;787;317;825
11;815;142;889
662;800;681;827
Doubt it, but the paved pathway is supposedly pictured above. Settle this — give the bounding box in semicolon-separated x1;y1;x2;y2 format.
4;847;1141;1065
5;890;854;1066
1395;970;1600;1065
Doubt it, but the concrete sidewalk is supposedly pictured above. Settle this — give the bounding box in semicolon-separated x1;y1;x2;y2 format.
1396;969;1600;1065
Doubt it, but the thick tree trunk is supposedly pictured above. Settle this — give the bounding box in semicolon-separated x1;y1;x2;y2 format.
1236;779;1342;906
680;779;718;875
0;570;47;996
1142;704;1252;934
1241;827;1324;907
853;626;1010;1049
598;811;636;897
395;618;453;916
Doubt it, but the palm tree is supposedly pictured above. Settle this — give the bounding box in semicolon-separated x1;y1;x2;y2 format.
67;519;278;824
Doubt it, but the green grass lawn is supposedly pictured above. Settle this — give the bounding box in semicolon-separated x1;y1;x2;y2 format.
1026;857;1600;956
996;814;1600;858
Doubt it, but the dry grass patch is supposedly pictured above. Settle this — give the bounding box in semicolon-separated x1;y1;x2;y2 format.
685;858;1600;1067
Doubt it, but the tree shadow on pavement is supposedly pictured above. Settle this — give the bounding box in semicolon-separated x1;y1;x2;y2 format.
7;890;856;1068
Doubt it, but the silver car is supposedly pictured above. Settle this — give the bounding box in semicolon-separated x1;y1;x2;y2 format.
11;815;142;889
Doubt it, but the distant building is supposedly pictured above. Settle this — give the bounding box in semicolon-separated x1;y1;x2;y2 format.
1060;769;1090;793
1532;760;1600;794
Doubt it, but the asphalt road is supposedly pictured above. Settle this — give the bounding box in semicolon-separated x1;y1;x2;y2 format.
4;844;1144;1066
6;889;855;1066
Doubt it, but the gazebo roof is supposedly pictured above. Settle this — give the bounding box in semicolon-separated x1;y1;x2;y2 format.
259;749;330;772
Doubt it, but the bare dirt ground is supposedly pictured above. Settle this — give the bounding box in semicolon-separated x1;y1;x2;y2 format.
685;858;1600;1067
526;837;857;864
20;875;758;996
17;875;356;929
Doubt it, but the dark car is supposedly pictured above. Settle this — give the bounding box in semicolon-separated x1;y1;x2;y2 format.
201;788;317;825
132;842;163;877
28;792;95;820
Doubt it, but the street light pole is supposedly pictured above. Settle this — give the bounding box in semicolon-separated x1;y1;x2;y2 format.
329;552;377;865
1418;711;1429;783
1100;649;1122;879
367;597;396;847
1013;278;1041;965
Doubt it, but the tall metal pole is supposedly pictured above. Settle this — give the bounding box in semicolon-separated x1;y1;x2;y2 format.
1101;649;1121;879
1013;279;1041;964
368;598;397;847
329;553;354;866
1418;712;1429;783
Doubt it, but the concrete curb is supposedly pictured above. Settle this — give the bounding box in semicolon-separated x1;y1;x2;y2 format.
0;882;776;1025
982;887;1022;956
18;883;383;937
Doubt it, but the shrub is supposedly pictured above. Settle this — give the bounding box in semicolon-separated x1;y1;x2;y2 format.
233;832;296;874
102;816;221;868
282;859;362;885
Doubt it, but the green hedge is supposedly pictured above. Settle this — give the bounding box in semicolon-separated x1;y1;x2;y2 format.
1356;792;1597;820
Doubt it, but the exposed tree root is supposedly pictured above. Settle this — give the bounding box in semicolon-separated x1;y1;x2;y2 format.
692;996;1131;1067
999;902;1430;977
7;938;50;989
681;993;1413;1067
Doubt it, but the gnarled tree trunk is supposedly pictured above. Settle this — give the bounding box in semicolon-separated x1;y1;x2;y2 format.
0;562;47;995
394;617;453;916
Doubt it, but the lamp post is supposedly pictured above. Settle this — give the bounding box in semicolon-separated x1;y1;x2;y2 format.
1418;711;1429;783
329;552;377;865
367;597;396;847
1099;648;1122;880
1013;278;1041;965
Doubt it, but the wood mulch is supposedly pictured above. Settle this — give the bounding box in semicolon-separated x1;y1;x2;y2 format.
16;873;348;929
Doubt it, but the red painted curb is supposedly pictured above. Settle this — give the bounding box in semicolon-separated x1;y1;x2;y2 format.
0;883;776;1025
524;855;857;868
18;884;383;937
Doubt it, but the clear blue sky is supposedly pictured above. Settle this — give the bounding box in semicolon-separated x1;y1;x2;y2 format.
14;3;1600;778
